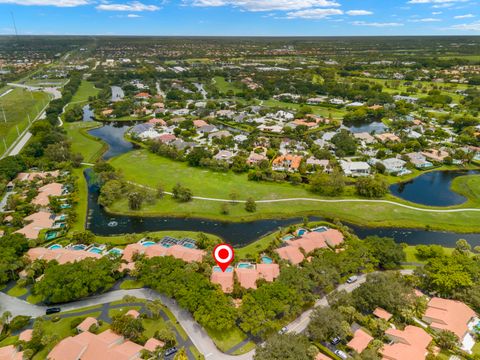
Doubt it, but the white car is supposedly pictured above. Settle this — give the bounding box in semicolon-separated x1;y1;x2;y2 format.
334;349;348;359
346;276;358;284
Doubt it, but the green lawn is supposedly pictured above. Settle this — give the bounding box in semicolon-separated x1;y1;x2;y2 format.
119;279;144;290
451;175;480;208
70;167;89;232
108;305;142;318
206;326;253;354
403;246;456;264
0;87;50;156
64;121;106;163
0;335;18;347
262;98;346;120
64;81;100;111
108;150;480;232
213;76;243;94
26;293;43;304
7;284;28;297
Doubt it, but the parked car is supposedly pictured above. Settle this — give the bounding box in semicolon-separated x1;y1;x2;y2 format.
164;347;178;357
45;307;61;315
331;337;341;346
334;349;348;359
346;275;358;284
278;326;288;335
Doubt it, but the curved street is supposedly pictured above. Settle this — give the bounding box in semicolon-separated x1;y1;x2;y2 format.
0;270;412;360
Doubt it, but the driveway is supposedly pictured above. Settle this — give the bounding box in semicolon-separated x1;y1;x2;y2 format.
0;270;413;360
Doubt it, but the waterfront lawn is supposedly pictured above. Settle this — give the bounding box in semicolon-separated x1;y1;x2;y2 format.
64;121;106;163
108;150;480;232
0;88;50;155
451;175;480;208
206;326;252;354
70;168;89;232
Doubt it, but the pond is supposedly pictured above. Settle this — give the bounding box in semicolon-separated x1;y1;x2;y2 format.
390;170;480;207
84;169;480;248
347;121;387;134
88;122;136;160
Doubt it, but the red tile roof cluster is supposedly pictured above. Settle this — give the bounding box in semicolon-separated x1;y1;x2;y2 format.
423;297;476;339
275;229;344;264
211;263;280;292
15;211;55;239
47;328;162;360
27;247;102;264
373;307;393;321
272;154;303;170
32;183;63;206
122;243;205;264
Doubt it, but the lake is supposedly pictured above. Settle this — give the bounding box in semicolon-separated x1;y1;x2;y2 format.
88;122;135;160
347;121;387;134
390;170;480;207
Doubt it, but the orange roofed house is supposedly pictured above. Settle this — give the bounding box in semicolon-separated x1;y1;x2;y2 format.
211;262;280;293
381;325;432;360
347;329;373;354
422;297;478;353
272;154;303;172
275;229;344;264
48;328;163;360
32;183;64;207
15;211;55;239
27;247;102;264
122;243;205;266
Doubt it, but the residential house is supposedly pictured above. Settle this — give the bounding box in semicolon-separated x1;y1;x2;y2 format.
272;154;303;172
306;158;331;173
373;307;393;322
27;247;102;264
15;211;55;239
405;152;433;169
214;150;236;163
375;133;401;143
381;325;432;360
381;158;407;174
347;329;373;354
354;132;376;145
32;183;64;206
421;149;449;163
340;160;371;177
422;297;477;353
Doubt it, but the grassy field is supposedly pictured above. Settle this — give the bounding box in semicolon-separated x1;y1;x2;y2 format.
451;175;480;208
0;87;50;156
213;76;243;94
64;121;106;162
64;81;100;111
262;98;347;120
108;150;480;232
71;167;89;232
7;284;28;297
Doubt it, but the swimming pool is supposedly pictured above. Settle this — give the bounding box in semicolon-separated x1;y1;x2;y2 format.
313;226;328;233
48;244;62;250
237;262;254;269
213;266;233;273
108;248;123;256
261;256;273;264
89;247;103;254
72;244;87;251
297;229;307;236
142;241;156;247
282;235;295;241
183;243;195;249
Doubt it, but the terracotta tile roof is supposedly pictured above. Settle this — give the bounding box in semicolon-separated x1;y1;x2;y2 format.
211;270;234;293
143;338;164;352
27;247;102;264
235;268;259;289
193;120;208;128
122;243;205;264
275;246;304;265
373;307;393;321
77;317;98;333
126;310;140;319
382;326;432;360
256;263;280;282
15;211;55;239
423;297;476;339
347;329;373;354
315;353;333;360
16;171;59;182
283;229;344;256
18;329;33;342
32;183;63;206
272;154;303;170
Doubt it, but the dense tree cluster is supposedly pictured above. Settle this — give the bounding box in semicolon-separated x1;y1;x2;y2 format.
32;257;121;303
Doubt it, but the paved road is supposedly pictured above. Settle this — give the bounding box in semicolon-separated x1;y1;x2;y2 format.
0;270;413;360
9;132;32;156
0;191;14;212
128;181;480;214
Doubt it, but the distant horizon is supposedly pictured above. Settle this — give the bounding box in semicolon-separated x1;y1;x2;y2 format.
1;34;480;38
0;0;479;37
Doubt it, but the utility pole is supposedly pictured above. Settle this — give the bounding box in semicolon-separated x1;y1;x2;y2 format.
1;105;6;123
16;125;20;136
27;114;31;124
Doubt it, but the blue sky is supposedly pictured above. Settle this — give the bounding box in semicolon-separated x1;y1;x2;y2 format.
0;0;479;36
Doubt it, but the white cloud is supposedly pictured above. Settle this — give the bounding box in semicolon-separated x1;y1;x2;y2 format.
286;8;343;19
410;17;441;22
432;11;442;14
0;0;89;6
190;0;340;11
97;1;160;11
346;10;373;16
127;13;141;17
451;21;480;30
454;14;474;19
352;21;404;27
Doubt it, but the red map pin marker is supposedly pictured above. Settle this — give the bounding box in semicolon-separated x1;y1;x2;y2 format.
213;244;234;272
